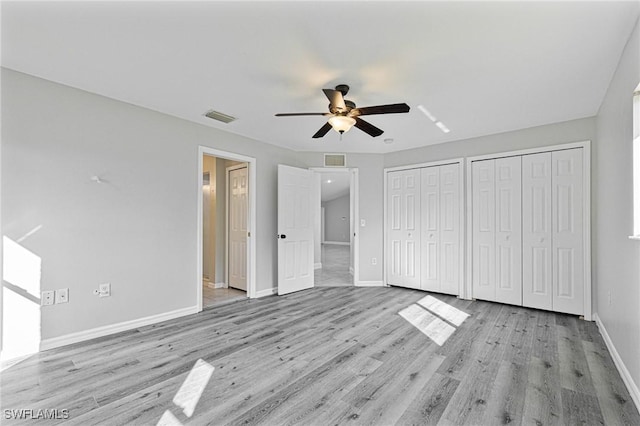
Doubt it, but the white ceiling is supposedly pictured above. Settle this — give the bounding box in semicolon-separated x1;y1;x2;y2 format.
2;1;639;154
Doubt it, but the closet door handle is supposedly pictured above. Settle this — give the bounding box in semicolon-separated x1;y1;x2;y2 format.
278;234;287;239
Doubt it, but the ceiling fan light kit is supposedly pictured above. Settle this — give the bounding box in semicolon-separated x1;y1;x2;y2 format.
328;116;356;134
275;84;410;139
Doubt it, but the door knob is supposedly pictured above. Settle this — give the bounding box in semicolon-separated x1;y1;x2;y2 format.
278;234;287;239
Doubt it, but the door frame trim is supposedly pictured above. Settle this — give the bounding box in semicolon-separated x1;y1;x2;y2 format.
197;147;257;310
383;158;465;295
309;167;360;285
465;140;591;320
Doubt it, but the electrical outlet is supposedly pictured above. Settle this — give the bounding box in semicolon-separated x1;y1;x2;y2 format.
99;283;111;298
41;290;54;306
55;288;69;304
360;219;366;227
372;258;377;265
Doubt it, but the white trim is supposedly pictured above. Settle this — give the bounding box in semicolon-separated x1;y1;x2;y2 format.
206;282;227;289
349;266;354;275
594;313;640;411
226;164;249;292
355;280;385;287
628;235;640;241
314;263;322;270
465;140;592;319
323;241;350;246
255;288;277;298
39;306;200;352
383;158;465;298
198;147;257;306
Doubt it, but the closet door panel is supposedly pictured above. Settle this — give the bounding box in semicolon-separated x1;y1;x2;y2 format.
494;157;522;306
472;160;496;301
439;163;460;295
552;148;584;315
421;166;440;292
387;169;421;289
522;152;553;310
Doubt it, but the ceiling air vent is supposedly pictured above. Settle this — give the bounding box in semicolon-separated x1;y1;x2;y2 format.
324;153;346;168
204;109;236;124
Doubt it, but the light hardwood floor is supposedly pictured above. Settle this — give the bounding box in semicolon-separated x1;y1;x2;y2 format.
315;244;353;287
2;287;638;425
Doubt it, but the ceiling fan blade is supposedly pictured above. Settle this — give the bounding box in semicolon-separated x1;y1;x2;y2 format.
354;117;384;137
322;89;346;111
351;103;410;116
275;112;329;117
312;122;333;138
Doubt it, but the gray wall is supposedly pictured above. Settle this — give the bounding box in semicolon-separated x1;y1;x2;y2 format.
385;116;596;168
1;69;300;341
594;17;640;390
322;194;350;243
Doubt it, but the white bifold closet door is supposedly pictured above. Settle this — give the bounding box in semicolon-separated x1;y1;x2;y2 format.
472;157;522;305
387;169;421;289
551;149;584;315
421;164;460;295
522;152;553;310
472;148;584;315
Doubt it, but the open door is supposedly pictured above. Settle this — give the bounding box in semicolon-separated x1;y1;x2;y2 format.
278;165;314;295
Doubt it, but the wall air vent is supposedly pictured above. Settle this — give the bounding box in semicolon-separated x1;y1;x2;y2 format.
324;153;347;167
204;109;237;124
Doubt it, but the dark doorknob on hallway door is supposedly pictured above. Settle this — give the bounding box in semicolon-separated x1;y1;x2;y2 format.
278;234;287;239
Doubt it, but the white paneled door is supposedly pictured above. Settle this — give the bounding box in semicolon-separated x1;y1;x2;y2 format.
552;148;584;315
522;152;553;310
387;169;421;289
421;164;460;295
228;166;248;291
277;165;314;295
470;147;586;316
494;156;522;305
472;160;496;301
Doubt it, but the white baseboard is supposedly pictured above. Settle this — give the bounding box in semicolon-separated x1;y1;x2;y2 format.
255;287;277;298
323;241;350;246
206;282;227;289
355;280;385;287
39;305;200;352
594;313;640;411
314;263;322;270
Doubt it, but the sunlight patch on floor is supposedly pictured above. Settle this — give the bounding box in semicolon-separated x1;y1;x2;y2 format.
417;295;470;326
158;358;215;424
399;295;469;346
173;359;215;417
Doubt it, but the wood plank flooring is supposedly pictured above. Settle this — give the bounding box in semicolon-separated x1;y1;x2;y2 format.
2;287;638;425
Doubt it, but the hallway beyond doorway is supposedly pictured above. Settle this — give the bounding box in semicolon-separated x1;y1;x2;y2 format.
315;244;353;286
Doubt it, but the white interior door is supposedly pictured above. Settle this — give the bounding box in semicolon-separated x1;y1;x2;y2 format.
439;163;460;295
228;166;248;291
472;160;496;301
494;156;522;305
522;152;553;310
387;169;421;289
278;165;314;295
421;166;440;292
552;148;584;315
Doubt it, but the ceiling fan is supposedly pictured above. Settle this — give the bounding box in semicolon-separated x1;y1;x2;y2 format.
275;84;410;139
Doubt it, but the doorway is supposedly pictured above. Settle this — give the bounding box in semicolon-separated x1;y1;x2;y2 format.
312;168;359;286
198;147;256;309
